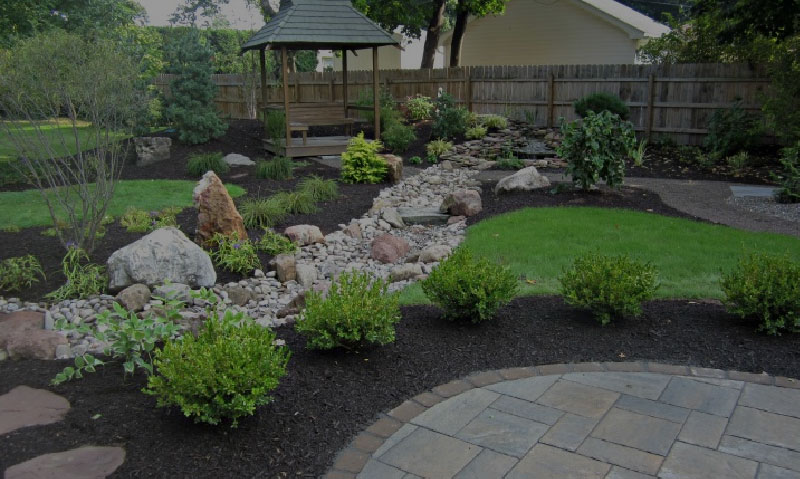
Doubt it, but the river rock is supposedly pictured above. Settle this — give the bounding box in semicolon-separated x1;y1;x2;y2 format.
371;234;410;264
296;264;317;288
390;264;423;282
381;208;405;229
193;171;248;245
107;227;216;291
284;225;325;246
440;190;482;216
419;245;452;263
275;254;297;283
223;285;253;306
495;166;551;194
115;284;151;312
153;282;192;303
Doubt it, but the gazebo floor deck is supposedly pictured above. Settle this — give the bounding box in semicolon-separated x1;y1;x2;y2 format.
263;136;351;158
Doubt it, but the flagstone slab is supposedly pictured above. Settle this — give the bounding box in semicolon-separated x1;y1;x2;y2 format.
0;386;70;435
4;446;125;479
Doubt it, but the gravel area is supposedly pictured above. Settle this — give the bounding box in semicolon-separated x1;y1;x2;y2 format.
728;195;800;224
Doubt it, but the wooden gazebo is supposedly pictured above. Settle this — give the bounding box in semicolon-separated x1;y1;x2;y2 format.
241;0;399;158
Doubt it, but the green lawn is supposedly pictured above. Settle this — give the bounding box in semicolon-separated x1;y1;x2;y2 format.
400;207;800;304
0;180;246;229
0;119;128;163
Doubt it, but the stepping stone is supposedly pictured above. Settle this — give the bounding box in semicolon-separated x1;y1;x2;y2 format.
396;207;450;225
0;386;70;435
4;446;125;479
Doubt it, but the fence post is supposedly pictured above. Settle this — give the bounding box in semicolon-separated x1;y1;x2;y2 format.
646;73;656;140
465;66;472;112
329;78;334;102
547;71;555;128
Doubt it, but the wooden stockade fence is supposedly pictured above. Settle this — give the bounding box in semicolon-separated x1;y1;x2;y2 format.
154;63;770;145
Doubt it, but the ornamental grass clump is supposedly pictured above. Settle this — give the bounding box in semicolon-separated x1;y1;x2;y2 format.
295;271;401;350
257;229;297;256
0;255;45;293
465;126;488;140
480;115;508;130
298;175;339;202
257;156;295;180
405;94;434;121
145;304;290;427
239;196;289;229
46;246;107;301
559;252;659;325
272;191;318;215
720;253;800;335
186;152;229;177
341;133;387;184
421;248;518;323
208;232;261;275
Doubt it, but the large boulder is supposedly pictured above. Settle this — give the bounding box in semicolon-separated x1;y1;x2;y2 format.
133;137;171;167
284;225;325;246
107;227;216;291
193;171;248;245
0;311;68;360
275;254;297;283
371;234;410;264
381;154;403;184
440;190;482;217
494;166;551;194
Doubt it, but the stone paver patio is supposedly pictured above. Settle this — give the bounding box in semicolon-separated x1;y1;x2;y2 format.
326;362;800;479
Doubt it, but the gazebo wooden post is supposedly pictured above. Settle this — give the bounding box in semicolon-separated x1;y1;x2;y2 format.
282;46;291;151
259;48;268;135
342;50;348;123
372;46;380;140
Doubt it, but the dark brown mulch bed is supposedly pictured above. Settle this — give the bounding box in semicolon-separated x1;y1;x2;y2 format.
2;297;798;478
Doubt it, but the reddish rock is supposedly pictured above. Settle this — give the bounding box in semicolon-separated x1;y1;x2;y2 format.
284;225;324;246
0;311;68;360
371;234;411;264
0;386;70;435
440;190;482;217
193;171;247;245
381;154;403;184
5;445;125;479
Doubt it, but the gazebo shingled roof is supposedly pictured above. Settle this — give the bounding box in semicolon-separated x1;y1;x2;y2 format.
241;0;399;52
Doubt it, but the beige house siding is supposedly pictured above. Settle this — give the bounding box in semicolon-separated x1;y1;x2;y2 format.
331;33;403;71
442;0;639;66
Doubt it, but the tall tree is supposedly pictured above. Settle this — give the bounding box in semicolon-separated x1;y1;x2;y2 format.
421;0;448;68
448;0;507;66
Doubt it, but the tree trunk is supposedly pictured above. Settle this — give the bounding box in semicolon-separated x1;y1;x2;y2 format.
449;2;469;67
421;0;447;69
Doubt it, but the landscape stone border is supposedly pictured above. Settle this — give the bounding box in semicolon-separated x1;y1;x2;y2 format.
323;361;800;478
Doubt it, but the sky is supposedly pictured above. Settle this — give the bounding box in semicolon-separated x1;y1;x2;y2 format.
136;0;266;30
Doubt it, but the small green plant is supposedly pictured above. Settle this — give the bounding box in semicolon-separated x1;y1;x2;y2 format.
405;94;434;121
186;152;229;177
145;300;290;427
209;232;261;275
257;156;295;180
495;156;525;170
298;175;339;202
704;100;763;159
257;229;298;256
726;151;749;172
480;115;508;130
382;122;416;153
574;92;630;120
421;248;518;323
408;156;423;165
295;271;401;350
356;88;401;130
426;139;453;159
341;132;387;184
721;253;800;335
559;253;659;325
239;197;289;229
0;255;45;292
120;207;180;233
1;225;21;233
52;295;184;384
773;142;800;204
46;247;107;301
273;191;319;214
265;109;286;142
432;93;469;139
465;126;488;140
557;110;639;191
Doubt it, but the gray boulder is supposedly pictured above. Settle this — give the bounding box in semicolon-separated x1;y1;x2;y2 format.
296;264;317;288
419;245;452;263
440;190;482;217
133;137;171;167
153;283;192;303
223;153;255;167
494;166;551;194
107;227;216;291
115;284;151;312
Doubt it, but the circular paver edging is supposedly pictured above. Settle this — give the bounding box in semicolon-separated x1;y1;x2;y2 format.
324;362;800;479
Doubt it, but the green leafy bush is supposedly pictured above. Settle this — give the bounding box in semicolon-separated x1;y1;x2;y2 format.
165;29;227;144
704;100;763;159
257;156;294;180
382;123;417;153
257;229;297;256
239;197;289;229
574;92;630;120
265;109;286;142
432;93;469;139
721;254;800;335
46;247;107;301
186;152;229;177
426;139;453;159
341;132;387;184
145;306;290;427
121;207;180;233
298;175;339;202
557;110;640;191
356;88;401;130
404;94;434;121
209;232;261;275
421;248;518;323
53;296;184;384
559;253;659;325
0;255;45;292
408;156;423;165
726;151;749;171
272;191;318;214
773;142;800;204
480;115;508;130
465;126;488;140
496;157;525;170
295;271;400;350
